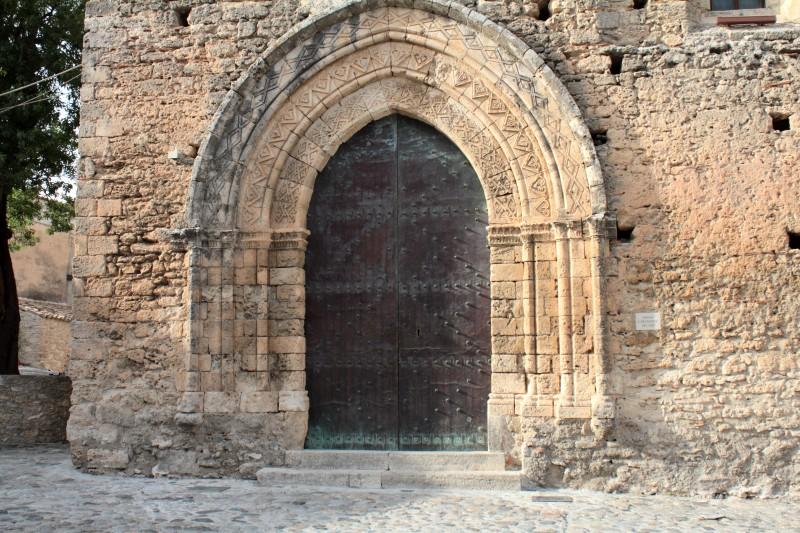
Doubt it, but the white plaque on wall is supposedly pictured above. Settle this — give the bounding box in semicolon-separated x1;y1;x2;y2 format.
635;312;661;331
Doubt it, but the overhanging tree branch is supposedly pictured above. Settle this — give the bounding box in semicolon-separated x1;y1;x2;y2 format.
0;0;84;374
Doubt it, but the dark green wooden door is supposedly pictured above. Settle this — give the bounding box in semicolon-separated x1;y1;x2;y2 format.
305;114;490;451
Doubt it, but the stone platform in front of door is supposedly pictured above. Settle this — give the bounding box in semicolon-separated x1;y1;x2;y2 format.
256;451;521;490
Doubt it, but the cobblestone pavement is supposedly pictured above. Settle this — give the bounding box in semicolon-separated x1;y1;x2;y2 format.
1;446;798;532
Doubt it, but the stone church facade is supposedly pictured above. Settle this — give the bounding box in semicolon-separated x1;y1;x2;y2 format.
72;0;799;496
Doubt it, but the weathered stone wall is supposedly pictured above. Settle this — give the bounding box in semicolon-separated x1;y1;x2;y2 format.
19;299;73;373
73;0;799;496
11;222;71;303
0;375;72;446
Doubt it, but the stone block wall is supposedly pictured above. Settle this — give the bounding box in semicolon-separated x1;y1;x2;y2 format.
19;299;72;373
0;375;72;446
72;0;800;495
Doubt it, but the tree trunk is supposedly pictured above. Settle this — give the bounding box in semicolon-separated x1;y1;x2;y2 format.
0;189;20;375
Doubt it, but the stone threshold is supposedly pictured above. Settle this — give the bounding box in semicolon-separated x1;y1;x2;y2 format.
256;450;521;491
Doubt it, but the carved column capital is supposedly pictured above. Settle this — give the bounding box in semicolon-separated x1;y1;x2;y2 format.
487;224;521;247
519;223;552;243
587;212;617;240
270;229;310;251
551;219;585;240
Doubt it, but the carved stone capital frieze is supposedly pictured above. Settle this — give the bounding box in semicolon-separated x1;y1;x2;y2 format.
487;224;522;247
519;223;553;243
269;229;310;251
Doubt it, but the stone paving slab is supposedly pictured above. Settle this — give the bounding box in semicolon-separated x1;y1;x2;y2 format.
1;446;798;533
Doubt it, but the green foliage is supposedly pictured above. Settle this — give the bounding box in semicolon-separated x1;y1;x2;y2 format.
0;0;85;236
8;189;38;251
8;188;74;251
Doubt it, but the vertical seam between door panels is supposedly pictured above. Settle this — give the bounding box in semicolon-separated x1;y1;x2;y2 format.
394;114;401;449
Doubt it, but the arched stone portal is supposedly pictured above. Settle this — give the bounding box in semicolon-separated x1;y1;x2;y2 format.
180;0;615;462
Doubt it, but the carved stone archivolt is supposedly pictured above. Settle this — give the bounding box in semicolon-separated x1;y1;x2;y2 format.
183;0;613;441
187;2;606;232
267;77;528;227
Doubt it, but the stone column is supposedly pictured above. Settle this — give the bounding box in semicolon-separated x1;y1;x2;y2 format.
486;225;524;452
569;221;594;417
521;233;537;395
552;220;595;419
234;232;275;415
588;214;616;437
552;221;575;416
176;229;204;424
519;223;557;417
175;229;240;423
176;229;280;422
268;230;310;418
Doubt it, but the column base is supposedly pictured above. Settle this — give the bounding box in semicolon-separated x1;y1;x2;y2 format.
555;396;592;419
518;395;554;417
487;394;515;453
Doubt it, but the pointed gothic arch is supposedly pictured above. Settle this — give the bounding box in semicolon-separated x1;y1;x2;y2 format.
187;1;607;231
179;0;616;459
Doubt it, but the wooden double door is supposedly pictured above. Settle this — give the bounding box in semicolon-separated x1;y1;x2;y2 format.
305;114;490;451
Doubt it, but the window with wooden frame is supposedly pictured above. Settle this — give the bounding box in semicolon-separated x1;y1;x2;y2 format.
710;0;765;10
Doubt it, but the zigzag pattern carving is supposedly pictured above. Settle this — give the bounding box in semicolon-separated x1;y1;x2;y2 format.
195;6;598;230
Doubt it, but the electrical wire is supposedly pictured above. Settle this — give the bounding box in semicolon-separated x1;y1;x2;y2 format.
0;72;80;115
0;64;80;99
0;94;52;115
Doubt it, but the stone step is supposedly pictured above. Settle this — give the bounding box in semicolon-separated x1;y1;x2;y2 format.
256;467;521;491
284;450;507;472
257;468;381;489
381;471;521;491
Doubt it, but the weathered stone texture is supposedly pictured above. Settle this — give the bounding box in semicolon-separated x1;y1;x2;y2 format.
72;0;800;496
0;375;72;445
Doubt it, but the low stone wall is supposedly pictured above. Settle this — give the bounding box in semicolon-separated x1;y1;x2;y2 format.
0;375;72;446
